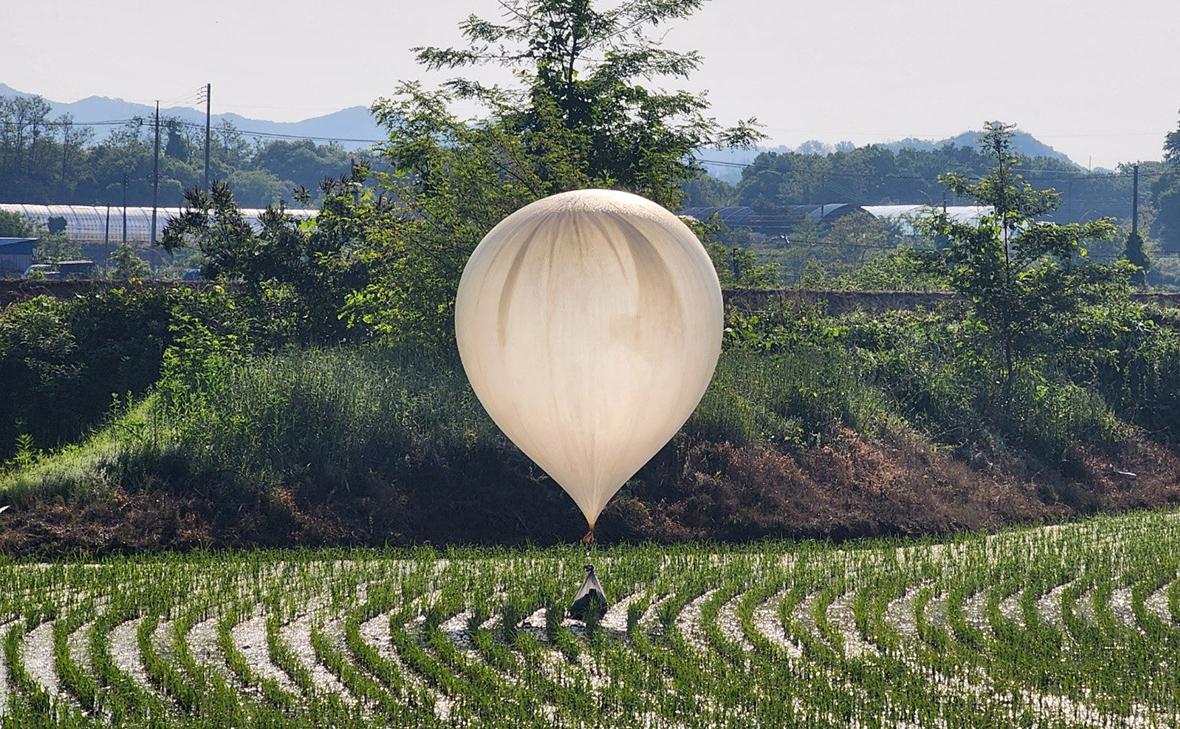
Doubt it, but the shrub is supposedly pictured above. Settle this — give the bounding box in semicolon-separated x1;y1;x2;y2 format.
688;348;891;448
1113;325;1180;441
799;249;948;292
738;303;1135;463
0;290;170;459
163;346;503;493
994;368;1128;459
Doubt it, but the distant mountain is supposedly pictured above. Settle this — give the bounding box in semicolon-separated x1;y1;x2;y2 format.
698;129;1079;183
3;84;1078;169
880;130;1077;166
0;83;385;149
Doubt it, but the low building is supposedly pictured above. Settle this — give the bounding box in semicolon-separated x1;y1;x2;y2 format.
58;260;97;278
0;238;36;276
680;203;867;237
682;203;993;238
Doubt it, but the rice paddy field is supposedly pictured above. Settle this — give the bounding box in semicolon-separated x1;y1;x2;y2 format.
1;510;1178;728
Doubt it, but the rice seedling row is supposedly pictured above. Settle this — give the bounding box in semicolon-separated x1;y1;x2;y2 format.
1;510;1177;727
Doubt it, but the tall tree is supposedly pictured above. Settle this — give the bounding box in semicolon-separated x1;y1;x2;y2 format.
55;114;95;203
921;122;1121;384
0;210;34;237
1153;111;1180;253
164;118;190;161
1123;230;1150;286
344;0;760;344
411;0;758;209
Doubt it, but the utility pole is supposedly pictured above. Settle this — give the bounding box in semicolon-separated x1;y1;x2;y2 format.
203;83;212;192
151;101;160;245
104;204;110;247
59;132;67;202
350;156;360;204
1131;163;1140;237
121;172;128;245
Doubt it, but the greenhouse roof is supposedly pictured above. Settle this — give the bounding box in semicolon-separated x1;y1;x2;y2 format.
0;204;317;244
862;204;992;234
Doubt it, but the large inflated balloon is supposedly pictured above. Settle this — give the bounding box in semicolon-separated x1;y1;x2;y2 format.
455;189;723;528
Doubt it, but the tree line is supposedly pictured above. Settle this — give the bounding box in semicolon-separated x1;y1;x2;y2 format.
688;142;1167;231
0;95;373;208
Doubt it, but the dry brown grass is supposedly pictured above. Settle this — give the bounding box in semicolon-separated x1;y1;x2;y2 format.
5;426;1178;557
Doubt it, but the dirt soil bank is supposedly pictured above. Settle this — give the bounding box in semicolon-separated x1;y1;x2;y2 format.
3;431;1178;557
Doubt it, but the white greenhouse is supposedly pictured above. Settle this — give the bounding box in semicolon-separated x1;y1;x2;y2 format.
862;205;992;235
0;204;317;244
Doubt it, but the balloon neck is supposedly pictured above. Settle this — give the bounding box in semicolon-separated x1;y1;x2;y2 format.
582;526;596;560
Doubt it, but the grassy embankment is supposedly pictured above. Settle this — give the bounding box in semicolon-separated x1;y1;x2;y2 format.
3;295;1179;555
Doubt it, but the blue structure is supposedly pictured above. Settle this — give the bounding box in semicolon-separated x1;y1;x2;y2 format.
0;237;36;276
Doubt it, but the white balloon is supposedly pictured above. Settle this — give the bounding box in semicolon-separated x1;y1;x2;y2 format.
455;189;723;528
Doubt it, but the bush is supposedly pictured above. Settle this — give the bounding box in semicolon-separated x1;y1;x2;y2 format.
0;289;171;459
162;346;504;493
1112;325;1180;441
688;348;891;448
0;273;376;464
994;369;1128;459
732;303;1136;464
799;249;948;292
3;292;1173;516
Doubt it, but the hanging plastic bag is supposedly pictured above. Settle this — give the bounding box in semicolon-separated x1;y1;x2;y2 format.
568;563;608;621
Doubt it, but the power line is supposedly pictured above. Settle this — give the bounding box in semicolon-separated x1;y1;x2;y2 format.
133;118;382;144
752;126;1171;140
0;119;138;127
1;116;1174;185
214;127;383;144
1;119;1173;166
695;157;1169;182
202;83;211;193
1;118;385;145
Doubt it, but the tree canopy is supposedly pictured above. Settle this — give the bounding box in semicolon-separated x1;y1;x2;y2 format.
340;0;760;344
920;122;1121;383
0;95;370;208
1153;110;1180;253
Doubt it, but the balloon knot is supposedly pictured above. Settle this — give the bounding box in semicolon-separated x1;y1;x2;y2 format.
581;529;595;545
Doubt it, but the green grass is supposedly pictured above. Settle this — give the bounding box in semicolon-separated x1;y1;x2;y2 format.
1;342;901;503
0;398;174;505
8;295;1176;510
0;510;1177;727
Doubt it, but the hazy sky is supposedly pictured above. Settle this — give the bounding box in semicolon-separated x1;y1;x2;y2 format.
2;0;1177;168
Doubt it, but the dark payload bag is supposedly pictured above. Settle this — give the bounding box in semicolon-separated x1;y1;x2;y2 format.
568;563;608;621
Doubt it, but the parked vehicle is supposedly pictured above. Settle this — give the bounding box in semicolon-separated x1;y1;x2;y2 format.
21;264;60;280
57;260;96;279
